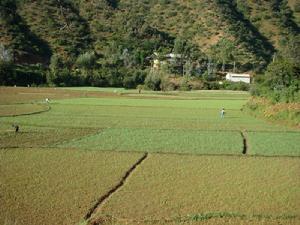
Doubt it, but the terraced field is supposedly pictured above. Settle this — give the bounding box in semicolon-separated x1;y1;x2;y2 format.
96;154;300;225
0;148;143;225
0;87;299;225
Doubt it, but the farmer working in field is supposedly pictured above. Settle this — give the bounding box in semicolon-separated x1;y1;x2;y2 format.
220;108;225;118
12;124;19;133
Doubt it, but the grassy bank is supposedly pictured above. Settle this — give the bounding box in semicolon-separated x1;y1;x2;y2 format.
244;97;300;128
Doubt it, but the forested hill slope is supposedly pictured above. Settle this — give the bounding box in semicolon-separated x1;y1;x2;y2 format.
0;0;299;68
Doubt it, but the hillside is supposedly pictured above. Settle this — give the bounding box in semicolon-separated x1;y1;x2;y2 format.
1;0;299;72
0;0;299;63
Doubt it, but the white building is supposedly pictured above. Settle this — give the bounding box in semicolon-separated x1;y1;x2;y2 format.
152;52;182;69
225;73;251;84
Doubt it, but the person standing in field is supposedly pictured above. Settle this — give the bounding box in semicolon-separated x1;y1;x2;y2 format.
12;124;19;132
220;108;225;118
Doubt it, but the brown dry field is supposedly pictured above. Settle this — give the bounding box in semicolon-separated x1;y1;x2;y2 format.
0;148;143;225
0;87;117;104
0;126;99;148
1;87;299;225
95;154;300;225
0;103;49;116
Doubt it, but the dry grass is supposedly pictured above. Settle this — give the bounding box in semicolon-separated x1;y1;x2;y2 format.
0;148;143;225
97;154;300;224
0;87;117;104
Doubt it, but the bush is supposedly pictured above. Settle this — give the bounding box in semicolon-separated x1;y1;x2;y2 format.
144;70;162;91
179;76;191;91
222;81;250;91
122;69;147;89
87;71;107;87
190;80;204;90
14;64;47;86
0;63;48;86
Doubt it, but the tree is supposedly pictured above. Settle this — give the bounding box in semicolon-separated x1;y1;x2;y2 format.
211;38;235;72
264;58;299;102
280;34;300;65
47;54;65;85
76;51;97;76
183;60;193;76
0;44;13;62
144;69;162;91
0;60;15;85
120;48;132;68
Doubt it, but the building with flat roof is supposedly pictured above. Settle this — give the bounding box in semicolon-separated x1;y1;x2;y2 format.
226;72;251;84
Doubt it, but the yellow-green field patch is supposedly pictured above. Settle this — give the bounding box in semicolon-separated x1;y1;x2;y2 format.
247;131;300;156
0;148;143;225
60;128;243;155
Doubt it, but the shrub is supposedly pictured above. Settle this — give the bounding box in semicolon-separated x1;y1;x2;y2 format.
122;69;147;89
179;76;191;91
223;81;250;91
190;80;204;90
144;70;161;91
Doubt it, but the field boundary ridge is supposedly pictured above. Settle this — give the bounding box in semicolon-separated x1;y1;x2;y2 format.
240;130;248;154
0;103;51;117
84;152;148;223
87;212;299;224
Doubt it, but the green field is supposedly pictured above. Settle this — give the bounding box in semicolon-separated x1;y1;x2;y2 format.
60;128;243;155
247;131;300;156
0;87;299;225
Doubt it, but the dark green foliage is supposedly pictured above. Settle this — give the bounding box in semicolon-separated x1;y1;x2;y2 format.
122;69;147;89
0;0;51;63
0;0;299;92
0;62;47;86
106;0;119;9
18;0;92;60
270;0;299;34
76;52;97;76
144;70;162;91
14;64;47;86
179;76;191;91
0;61;15;85
252;58;300;103
222;81;250;91
47;54;75;86
215;0;275;67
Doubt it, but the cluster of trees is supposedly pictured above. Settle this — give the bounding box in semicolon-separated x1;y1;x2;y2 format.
251;35;300;103
0;0;298;100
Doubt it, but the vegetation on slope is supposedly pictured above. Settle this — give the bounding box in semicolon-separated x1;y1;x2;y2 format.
0;0;51;63
0;0;299;93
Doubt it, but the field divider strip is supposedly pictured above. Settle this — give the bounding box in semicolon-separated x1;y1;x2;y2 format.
97;212;298;224
0;104;51;117
84;152;148;222
240;130;248;154
1;147;299;158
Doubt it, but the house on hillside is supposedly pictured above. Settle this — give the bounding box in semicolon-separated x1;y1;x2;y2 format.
152;52;182;69
225;72;251;84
